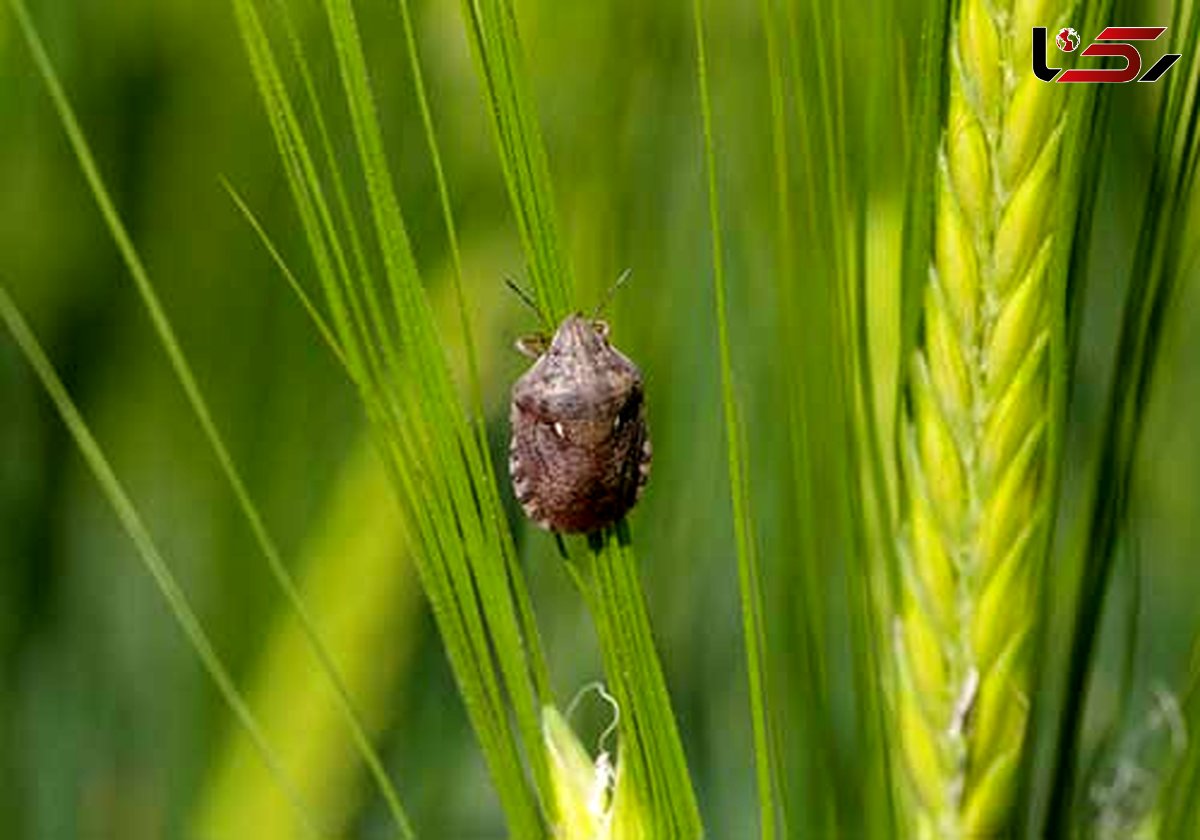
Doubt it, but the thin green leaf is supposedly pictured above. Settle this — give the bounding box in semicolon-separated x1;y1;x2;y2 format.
192;438;422;840
390;0;553;760
222;178;348;370
454;0;701;834
1046;0;1200;831
231;0;556;833
576;527;703;838
776;1;898;834
457;0;572;323
693;0;781;836
5;2;414;835
0;284;321;839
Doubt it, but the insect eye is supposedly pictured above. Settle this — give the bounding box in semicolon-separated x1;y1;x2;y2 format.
516;334;550;359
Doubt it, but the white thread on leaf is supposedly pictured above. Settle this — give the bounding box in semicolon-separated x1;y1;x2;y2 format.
566;681;621;828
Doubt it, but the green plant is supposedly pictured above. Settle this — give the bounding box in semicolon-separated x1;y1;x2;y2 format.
5;0;1200;836
892;3;1079;834
236;0;703;833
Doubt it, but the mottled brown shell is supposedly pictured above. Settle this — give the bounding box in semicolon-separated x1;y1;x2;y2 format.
509;315;651;533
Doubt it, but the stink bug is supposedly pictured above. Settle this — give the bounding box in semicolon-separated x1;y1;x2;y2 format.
508;275;650;533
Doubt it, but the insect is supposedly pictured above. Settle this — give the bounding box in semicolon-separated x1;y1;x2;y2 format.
508;275;651;534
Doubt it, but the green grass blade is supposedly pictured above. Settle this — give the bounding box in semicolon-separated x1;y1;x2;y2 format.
192;438;422;839
693;0;781;836
1046;1;1200;829
314;0;552;822
0;284;321;840
454;0;701;833
391;0;553;751
222;179;348;370
6;1;414;833
762;1;843;831
1019;1;1117;831
262;0;391;389
774;2;900;834
393;0;481;417
457;0;572;322
232;0;557;833
231;0;382;392
576;528;703;837
1161;624;1200;833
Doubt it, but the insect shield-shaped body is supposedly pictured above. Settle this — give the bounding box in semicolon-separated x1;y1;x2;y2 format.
509;315;651;533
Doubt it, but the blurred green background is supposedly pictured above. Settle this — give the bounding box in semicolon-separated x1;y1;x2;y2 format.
2;0;1199;837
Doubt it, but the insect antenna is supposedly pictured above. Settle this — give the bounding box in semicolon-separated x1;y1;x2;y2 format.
591;268;632;319
504;274;545;321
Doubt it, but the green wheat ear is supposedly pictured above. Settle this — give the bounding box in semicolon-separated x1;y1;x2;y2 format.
895;1;1065;835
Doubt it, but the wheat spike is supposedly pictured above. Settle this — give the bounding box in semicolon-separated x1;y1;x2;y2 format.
895;2;1066;835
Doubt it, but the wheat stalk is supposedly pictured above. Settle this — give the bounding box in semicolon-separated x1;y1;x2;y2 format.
895;2;1066;835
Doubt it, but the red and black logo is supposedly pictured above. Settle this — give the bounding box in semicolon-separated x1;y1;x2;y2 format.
1033;26;1182;83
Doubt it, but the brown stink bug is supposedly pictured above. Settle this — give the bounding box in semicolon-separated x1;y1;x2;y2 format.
508;278;650;534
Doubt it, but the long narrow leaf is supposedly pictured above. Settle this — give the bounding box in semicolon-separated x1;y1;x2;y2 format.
456;0;702;833
231;0;557;833
693;0;781;836
0;285;320;839
5;2;415;834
